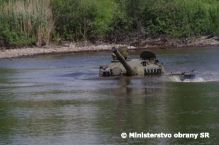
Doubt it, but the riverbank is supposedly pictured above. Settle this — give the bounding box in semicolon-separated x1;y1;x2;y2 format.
0;44;136;59
0;36;219;59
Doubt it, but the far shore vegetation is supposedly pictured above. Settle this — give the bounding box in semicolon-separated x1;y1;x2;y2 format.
0;0;219;48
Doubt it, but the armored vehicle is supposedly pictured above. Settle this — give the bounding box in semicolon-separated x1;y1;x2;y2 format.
99;47;165;77
99;47;195;81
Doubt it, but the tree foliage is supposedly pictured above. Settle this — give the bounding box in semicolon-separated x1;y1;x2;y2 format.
52;0;117;41
143;0;219;37
0;0;219;47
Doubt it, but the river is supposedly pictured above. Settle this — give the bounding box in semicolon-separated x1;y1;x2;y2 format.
0;47;219;145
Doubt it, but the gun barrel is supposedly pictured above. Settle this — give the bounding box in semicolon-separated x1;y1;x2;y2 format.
112;47;135;76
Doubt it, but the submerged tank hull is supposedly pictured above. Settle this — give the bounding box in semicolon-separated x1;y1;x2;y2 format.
99;59;164;77
99;47;195;81
99;48;164;77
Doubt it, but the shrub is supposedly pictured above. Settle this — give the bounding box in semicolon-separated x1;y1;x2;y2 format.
52;0;117;41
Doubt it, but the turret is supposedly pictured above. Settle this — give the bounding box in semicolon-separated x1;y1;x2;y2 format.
112;47;136;76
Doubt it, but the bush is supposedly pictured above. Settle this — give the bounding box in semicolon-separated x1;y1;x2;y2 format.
52;0;117;41
142;0;219;37
0;0;219;47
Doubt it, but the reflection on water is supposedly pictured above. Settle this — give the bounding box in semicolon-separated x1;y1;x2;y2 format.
0;48;219;145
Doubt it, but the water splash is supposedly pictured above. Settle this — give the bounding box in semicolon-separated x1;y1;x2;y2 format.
168;72;219;83
168;75;205;83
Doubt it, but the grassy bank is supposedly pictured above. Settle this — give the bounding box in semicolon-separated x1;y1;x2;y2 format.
0;0;219;48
